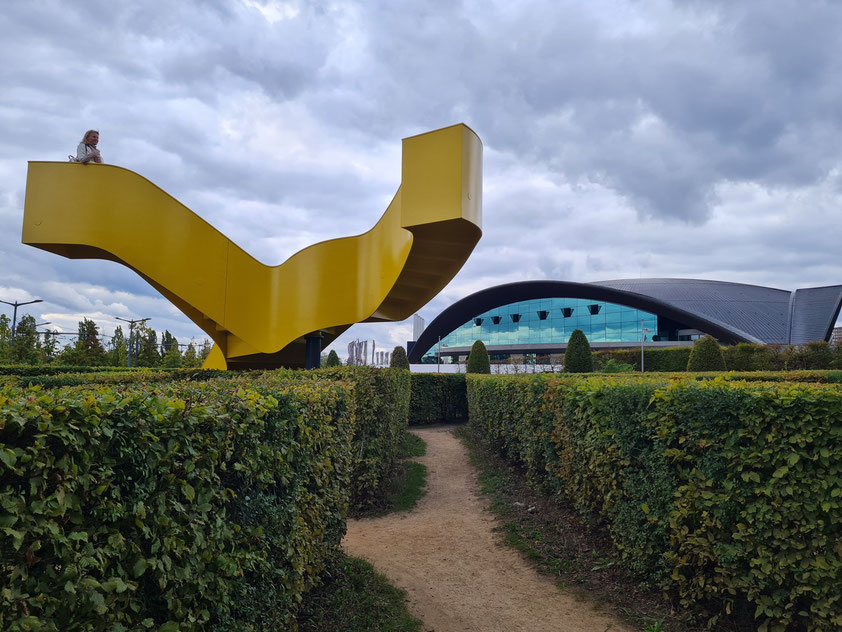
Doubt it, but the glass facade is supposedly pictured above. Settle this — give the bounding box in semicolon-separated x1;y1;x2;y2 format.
438;298;658;349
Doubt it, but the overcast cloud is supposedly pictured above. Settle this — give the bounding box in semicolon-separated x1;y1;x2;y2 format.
1;0;840;359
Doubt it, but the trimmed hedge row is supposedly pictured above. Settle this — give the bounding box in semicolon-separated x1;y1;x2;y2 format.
595;342;842;372
0;367;411;631
2;368;231;390
596;370;842;384
408;373;467;425
0;365;141;376
594;347;692;372
467;374;842;630
309;367;410;509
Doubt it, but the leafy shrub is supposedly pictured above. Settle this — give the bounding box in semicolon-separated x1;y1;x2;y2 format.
324;349;342;367
686;335;726;371
390;346;409;370
0;367;411;631
600;358;634;373
314;367;410;510
0;377;355;631
564;329;593;373
800;340;834;369
13;368;230;389
595;347;692;372
409;373;467;424
723;342;777;371
466;340;490;374
0;365;139;376
466;374;842;630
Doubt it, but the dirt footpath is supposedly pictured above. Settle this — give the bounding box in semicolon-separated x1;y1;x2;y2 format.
343;425;633;632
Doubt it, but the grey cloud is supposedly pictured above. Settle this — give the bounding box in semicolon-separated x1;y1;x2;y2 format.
2;0;841;358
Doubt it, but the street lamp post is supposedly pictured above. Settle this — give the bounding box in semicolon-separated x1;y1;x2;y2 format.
640;319;653;373
437;336;441;373
116;317;150;367
0;298;44;344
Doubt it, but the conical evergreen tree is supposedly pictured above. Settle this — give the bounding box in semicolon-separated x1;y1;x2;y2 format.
390;346;409;369
564;329;593;373
466;340;490;374
324;349;341;367
686;335;726;371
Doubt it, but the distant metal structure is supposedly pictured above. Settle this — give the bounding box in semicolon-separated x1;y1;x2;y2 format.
24;124;483;370
115;316;150;368
0;298;43;340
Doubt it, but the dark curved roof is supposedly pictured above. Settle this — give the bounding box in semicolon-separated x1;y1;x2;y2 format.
407;278;842;362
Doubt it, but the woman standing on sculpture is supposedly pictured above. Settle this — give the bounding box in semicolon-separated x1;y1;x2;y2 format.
75;130;102;164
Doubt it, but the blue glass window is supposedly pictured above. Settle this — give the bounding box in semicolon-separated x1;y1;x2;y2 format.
439;297;660;350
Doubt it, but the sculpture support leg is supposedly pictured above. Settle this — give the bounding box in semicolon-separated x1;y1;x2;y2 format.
305;332;323;369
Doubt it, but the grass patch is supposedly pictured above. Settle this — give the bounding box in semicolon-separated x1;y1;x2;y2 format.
389;461;426;513
401;431;427;457
453;424;715;632
350;431;428;519
297;552;422;632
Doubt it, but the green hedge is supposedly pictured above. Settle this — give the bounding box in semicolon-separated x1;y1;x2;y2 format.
598;370;842;384
467;374;842;630
0;366;411;631
408;373;467;425
594;347;692;372
3;368;232;389
310;367;410;510
0;365;141;376
596;342;842;372
0;377;353;631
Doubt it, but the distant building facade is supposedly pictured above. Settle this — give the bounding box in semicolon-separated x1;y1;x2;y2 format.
408;279;842;363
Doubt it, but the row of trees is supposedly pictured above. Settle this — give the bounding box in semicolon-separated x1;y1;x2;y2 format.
0;314;212;368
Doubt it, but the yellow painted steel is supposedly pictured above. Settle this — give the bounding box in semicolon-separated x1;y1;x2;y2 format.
23;124;482;368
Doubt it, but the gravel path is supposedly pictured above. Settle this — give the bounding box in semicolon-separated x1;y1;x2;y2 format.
343;425;633;632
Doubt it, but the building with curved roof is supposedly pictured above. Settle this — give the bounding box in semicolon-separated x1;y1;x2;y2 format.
407;279;842;363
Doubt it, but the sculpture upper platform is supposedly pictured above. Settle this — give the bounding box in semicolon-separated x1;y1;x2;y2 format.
23;124;482;368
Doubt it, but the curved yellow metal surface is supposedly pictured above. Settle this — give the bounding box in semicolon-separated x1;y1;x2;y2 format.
23;124;482;368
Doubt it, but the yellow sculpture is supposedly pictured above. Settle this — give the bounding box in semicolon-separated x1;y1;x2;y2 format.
23;124;482;369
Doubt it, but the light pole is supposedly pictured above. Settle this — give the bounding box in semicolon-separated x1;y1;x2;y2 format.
640;319;653;373
116;317;150;367
437;336;441;373
0;298;43;341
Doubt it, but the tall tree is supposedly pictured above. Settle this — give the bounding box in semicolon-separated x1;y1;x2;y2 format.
0;314;11;363
161;331;182;368
161;330;178;354
182;341;199;368
40;330;59;364
10;314;40;365
109;325;128;367
197;340;213;365
76;318;107;366
135;324;160;367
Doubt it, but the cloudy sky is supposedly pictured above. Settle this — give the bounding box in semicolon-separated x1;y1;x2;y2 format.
2;0;841;359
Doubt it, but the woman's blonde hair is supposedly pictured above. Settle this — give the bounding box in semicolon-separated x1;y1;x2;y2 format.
81;130;99;144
